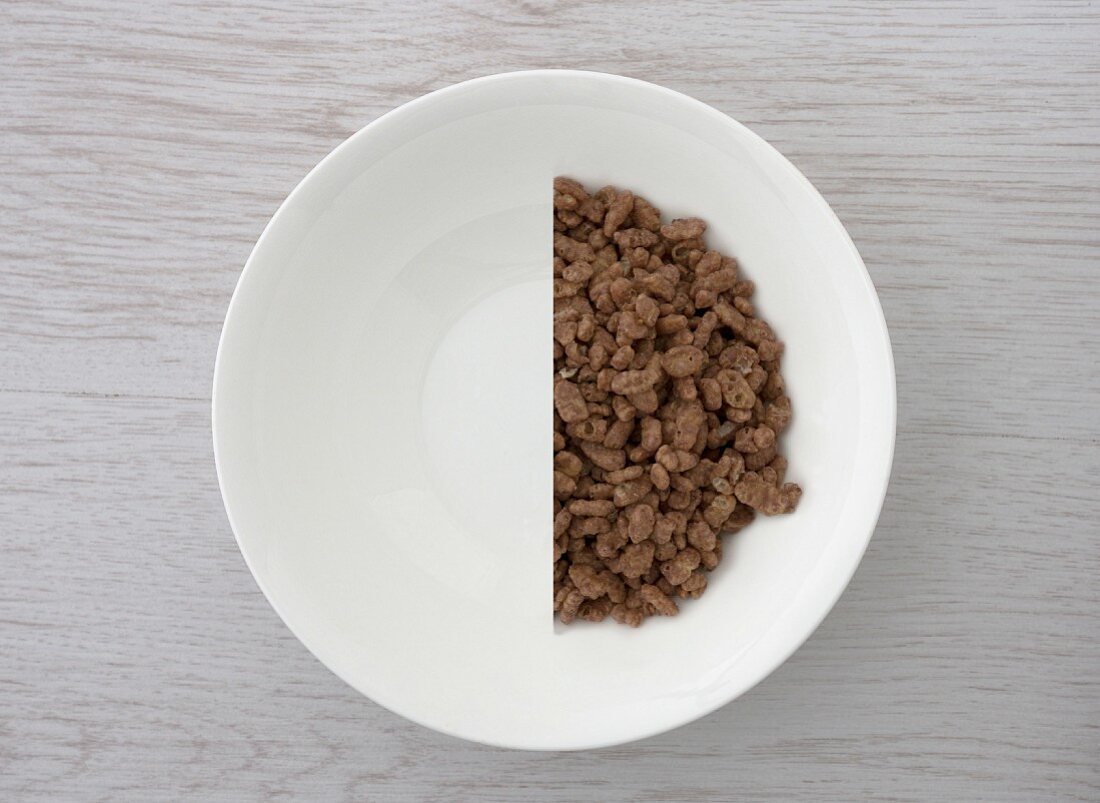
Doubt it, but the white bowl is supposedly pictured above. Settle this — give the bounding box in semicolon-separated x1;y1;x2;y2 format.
213;70;895;750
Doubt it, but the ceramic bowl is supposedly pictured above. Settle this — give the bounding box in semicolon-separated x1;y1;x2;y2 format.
213;70;895;750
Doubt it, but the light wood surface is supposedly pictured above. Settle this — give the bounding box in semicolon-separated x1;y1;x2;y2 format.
3;1;1098;800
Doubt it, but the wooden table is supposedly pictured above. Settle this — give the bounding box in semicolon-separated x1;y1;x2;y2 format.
3;1;1098;799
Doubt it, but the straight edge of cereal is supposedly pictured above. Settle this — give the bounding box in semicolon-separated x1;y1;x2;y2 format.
552;177;801;627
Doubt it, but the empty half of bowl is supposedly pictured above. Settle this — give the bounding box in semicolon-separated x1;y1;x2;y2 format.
212;70;896;750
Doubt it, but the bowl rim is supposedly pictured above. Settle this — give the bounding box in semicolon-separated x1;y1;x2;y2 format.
212;68;897;750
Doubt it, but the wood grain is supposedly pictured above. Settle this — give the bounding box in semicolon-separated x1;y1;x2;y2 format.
2;0;1098;800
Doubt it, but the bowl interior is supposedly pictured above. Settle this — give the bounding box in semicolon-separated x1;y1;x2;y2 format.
213;71;895;749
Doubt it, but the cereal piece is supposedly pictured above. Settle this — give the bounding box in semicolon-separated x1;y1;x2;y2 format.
639;584;679;616
629;389;660;415
686;520;717;552
578;440;627;472
553;471;576;498
746;364;768;394
613;228;660;250
733;472;803;515
702;493;736;529
558;588;585;624
562;260;594;284
618;541;655;579
554;318;577;346
764;395;792;432
603;418;635;450
554;232;595;264
635;294;660;327
573;516;611;536
554;451;583;477
757;339;784;362
660;548;701;586
577;598;613;622
604;465;644;484
694;250;722;277
769;455;789;484
627;503;656;542
716;369;755;409
610;366;661;395
610;604;645;627
661;217;707;241
744;444;777;471
554;380;588;423
691;310;719;350
679;570;708;598
672;376;697;401
602;190;635;236
649;462;671;491
699;377;724;411
568;564;605;599
662;345;705;378
568;499;616;517
595;528;628;559
609;344;635;370
567;416;606;443
631;196;662;231
610;394;637;422
655;314;688;335
554;176;589;200
613;477;653;508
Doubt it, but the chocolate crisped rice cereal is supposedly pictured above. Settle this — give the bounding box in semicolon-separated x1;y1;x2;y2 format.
553;177;802;627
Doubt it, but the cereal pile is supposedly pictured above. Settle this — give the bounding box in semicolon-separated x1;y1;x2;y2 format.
553;177;802;627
